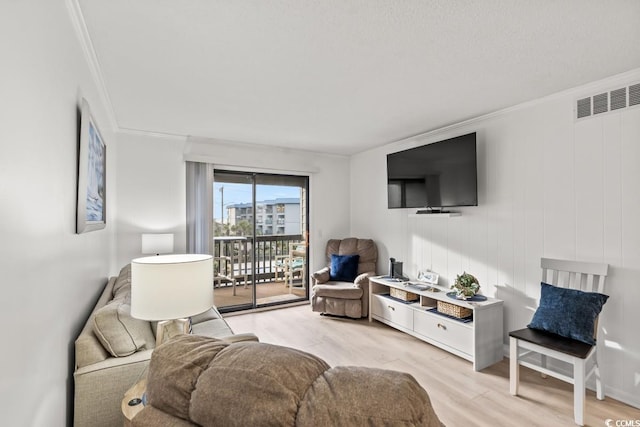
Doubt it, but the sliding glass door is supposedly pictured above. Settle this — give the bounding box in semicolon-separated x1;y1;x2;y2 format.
213;170;309;312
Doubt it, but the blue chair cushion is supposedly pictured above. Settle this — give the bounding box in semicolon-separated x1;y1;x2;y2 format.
329;254;360;282
527;282;609;345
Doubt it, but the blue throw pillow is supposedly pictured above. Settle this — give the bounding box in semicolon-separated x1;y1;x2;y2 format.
329;254;360;282
527;282;609;345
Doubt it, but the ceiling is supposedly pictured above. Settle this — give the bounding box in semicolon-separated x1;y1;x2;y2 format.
77;1;640;155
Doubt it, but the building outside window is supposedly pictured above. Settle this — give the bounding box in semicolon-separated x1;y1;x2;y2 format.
227;198;300;235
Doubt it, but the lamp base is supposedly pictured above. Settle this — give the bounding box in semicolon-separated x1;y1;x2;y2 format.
155;318;190;346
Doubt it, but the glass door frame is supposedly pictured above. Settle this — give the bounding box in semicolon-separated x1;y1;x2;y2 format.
213;169;309;313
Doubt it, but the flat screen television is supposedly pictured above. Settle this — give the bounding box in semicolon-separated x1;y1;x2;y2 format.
387;132;477;210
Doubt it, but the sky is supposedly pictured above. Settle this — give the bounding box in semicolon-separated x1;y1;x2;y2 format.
213;182;300;221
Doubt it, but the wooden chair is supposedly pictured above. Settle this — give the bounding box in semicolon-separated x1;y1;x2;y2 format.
286;243;306;289
509;258;609;426
275;242;307;292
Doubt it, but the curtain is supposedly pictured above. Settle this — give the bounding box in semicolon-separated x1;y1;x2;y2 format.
186;161;213;254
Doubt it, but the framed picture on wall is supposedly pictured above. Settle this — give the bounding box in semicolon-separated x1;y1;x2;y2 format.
76;99;106;234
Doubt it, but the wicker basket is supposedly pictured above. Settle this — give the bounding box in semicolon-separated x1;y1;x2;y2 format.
437;301;472;319
390;287;419;302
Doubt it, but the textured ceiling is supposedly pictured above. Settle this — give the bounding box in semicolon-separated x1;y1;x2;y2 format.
78;0;640;155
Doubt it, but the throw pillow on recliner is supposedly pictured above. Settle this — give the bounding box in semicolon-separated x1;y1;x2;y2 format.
329;254;360;282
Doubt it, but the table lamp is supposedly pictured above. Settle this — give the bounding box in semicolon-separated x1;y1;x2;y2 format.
131;254;213;345
141;233;174;255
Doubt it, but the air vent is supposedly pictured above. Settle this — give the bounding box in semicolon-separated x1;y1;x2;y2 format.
576;81;640;120
630;83;640;107
593;93;608;115
577;97;591;118
610;88;627;110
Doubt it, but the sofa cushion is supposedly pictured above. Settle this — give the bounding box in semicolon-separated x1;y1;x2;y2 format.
191;318;234;338
146;336;331;426
112;263;132;298
190;341;330;426
330;254;360;282
190;307;222;324
146;335;230;421
93;300;156;357
313;282;363;300
298;366;442;427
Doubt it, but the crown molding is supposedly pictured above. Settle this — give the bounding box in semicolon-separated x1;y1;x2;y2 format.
185;135;350;160
117;126;188;142
66;0;118;131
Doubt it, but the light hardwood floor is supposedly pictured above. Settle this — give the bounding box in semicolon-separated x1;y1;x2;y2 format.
225;304;639;427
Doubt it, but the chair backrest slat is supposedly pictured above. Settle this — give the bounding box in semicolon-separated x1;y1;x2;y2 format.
540;258;608;293
568;271;577;289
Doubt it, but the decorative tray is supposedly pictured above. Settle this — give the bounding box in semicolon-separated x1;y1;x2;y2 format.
445;292;487;302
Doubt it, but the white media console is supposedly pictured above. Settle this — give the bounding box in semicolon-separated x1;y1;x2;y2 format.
369;276;504;371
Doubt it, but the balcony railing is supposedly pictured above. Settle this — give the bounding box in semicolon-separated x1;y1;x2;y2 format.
213;234;305;286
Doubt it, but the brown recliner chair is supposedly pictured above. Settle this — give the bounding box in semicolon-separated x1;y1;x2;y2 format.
310;238;377;318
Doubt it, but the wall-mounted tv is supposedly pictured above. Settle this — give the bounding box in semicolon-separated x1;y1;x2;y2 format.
387;132;477;210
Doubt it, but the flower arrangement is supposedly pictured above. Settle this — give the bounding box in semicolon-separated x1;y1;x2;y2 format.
451;272;480;299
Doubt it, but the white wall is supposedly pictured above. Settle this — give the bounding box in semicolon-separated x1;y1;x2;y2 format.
351;70;640;408
0;1;114;426
115;132;188;268
116;136;351;274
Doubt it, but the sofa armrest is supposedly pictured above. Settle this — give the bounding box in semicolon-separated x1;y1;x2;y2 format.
354;271;375;286
312;267;331;285
355;271;375;318
74;349;153;377
74;349;153;427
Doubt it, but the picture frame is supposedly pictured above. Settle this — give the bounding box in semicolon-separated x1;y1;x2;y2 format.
417;270;439;285
76;99;106;234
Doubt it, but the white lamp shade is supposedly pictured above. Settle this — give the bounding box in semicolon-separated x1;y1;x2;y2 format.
141;233;174;254
131;254;213;321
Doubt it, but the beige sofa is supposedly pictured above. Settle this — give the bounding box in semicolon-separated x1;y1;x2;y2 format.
73;264;257;427
131;335;444;426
